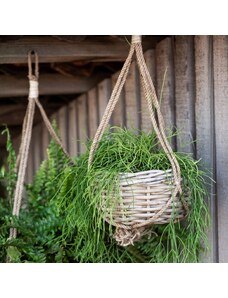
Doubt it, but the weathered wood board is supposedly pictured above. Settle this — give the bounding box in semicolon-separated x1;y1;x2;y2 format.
194;35;217;262
213;35;228;263
77;94;88;154
68;100;78;157
174;36;196;154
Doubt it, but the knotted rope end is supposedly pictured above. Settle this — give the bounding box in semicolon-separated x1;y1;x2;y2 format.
29;79;39;99
132;35;142;44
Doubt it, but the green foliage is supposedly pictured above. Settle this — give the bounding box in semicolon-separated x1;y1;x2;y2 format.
0;126;211;263
0;126;72;262
56;127;211;263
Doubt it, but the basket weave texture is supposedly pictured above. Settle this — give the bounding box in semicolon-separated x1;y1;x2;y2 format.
103;169;187;228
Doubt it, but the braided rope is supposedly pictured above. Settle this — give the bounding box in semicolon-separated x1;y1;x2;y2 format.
34;97;72;161
8;51;73;244
9;52;38;240
88;36;188;244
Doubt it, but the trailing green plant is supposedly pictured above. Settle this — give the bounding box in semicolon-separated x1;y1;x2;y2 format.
55;127;211;263
0;126;211;263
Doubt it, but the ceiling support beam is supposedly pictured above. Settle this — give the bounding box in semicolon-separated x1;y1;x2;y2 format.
0;36;156;64
0;74;104;97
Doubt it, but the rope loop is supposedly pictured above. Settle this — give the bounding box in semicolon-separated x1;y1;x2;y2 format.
88;35;188;235
28;50;39;81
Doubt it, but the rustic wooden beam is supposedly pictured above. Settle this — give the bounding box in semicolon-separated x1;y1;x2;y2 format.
0;36;156;64
0;107;57;125
0;74;104;97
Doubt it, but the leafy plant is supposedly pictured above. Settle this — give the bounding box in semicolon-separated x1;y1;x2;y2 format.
0;126;72;262
0;126;211;263
55;127;211;263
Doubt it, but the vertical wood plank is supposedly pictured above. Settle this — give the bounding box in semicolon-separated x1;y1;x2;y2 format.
88;87;99;138
27;147;34;183
68;100;78;157
50;111;59;130
77;94;88;154
32;124;42;173
112;71;126;127
213;35;228;263
98;79;112;123
58;105;69;152
174;36;196;154
125;61;141;130
41;122;50;160
156;38;175;138
12;135;21;156
195;35;218;262
141;49;156;133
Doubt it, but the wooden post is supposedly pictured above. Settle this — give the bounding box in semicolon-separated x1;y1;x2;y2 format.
112;71;126;127
98;79;112;124
58;106;69;152
156;38;175;142
77;94;88;154
32;125;42;173
174;36;196;154
41;122;50;160
195;35;218;262
27;148;34;183
125;61;141;130
141;49;156;133
213;35;228;263
88;87;99;139
68;100;78;157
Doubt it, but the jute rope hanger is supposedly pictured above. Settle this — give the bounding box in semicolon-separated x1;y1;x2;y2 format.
88;35;189;243
8;51;73;243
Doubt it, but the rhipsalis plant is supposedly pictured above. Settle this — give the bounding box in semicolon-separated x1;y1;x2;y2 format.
55;127;211;263
0;126;211;263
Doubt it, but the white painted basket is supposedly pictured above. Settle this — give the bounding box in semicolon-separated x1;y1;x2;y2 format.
102;169;188;227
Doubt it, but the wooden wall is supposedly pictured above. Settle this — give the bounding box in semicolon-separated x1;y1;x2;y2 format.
13;36;228;263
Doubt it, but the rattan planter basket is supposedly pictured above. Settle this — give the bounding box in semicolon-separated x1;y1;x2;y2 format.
102;169;187;227
88;35;189;246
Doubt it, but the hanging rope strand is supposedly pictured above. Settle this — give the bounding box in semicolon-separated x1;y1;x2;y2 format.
88;44;135;169
87;35;188;240
34;98;72;161
9;52;38;240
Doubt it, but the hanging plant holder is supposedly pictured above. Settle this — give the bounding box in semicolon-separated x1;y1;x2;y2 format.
88;36;189;246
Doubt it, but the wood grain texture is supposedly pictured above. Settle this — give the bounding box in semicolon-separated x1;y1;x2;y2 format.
112;71;126;127
26;149;34;183
98;79;112;124
213;35;228;263
68;100;78;157
88;87;99;138
77;94;88;154
0;74;104;97
125;61;141;130
0;36;157;64
140;49;156;133
156;38;175;137
41;122;50;160
32;124;42;173
58;106;69;152
174;36;196;154
194;35;218;262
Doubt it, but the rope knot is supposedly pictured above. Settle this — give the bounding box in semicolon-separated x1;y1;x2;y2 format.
29;80;39;99
132;35;142;44
114;227;156;246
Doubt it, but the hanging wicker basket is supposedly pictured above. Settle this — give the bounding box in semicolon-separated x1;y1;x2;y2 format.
102;169;188;227
88;35;189;246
